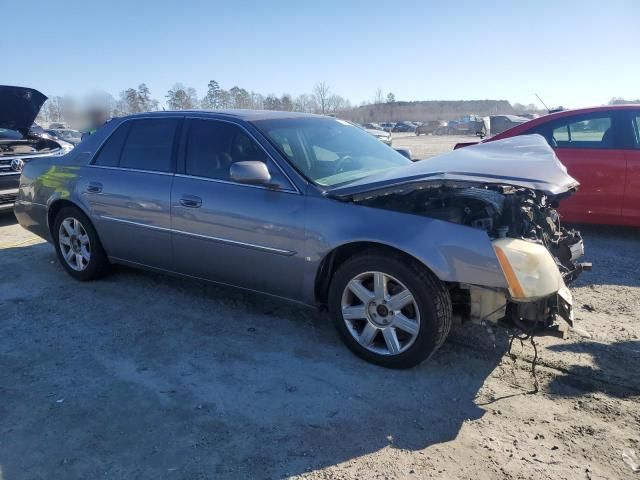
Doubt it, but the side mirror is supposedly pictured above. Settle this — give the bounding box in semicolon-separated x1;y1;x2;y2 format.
394;148;412;160
230;161;272;185
476;131;486;139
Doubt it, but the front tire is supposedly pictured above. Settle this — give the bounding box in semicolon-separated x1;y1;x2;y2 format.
53;206;110;281
328;250;452;369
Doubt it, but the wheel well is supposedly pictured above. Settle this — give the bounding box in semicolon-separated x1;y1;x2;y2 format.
47;199;79;235
314;242;429;307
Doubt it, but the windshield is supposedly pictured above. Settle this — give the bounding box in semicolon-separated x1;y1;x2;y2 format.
253;117;410;187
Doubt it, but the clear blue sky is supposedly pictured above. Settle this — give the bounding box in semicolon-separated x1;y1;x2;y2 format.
5;0;639;108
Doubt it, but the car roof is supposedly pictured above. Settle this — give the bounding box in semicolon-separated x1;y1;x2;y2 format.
123;109;324;122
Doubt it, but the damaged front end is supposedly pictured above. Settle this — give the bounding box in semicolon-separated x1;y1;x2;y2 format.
328;136;590;336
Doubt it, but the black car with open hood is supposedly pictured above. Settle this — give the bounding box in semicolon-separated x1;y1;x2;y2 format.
0;86;74;211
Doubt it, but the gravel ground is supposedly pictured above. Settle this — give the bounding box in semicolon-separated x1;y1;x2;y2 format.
1;135;639;480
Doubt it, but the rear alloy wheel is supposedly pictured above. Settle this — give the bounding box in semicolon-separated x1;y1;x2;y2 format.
53;206;110;281
58;217;91;271
329;251;452;369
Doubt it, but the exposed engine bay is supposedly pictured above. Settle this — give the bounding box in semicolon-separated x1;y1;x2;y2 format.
354;183;585;282
350;181;590;334
0;134;64;157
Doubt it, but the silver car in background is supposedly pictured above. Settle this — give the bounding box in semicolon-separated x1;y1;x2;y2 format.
15;111;585;368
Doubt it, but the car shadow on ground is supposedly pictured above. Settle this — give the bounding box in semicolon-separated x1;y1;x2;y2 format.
0;244;511;479
546;340;640;398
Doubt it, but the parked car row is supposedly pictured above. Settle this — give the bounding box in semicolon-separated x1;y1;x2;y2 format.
45;128;83;145
363;115;532;137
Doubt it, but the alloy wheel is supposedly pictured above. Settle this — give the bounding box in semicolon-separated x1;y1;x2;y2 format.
341;271;421;356
58;217;91;271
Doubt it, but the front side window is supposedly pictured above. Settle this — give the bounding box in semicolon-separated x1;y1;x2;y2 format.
253;117;410;187
184;119;289;187
550;114;613;149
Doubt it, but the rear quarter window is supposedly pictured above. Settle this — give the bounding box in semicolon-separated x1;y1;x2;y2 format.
93;122;130;167
120;118;180;172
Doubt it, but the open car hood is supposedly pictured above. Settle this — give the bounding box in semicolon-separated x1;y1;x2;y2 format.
328;135;579;199
0;86;48;135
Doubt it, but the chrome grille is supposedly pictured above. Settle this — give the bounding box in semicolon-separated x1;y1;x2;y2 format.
0;192;17;204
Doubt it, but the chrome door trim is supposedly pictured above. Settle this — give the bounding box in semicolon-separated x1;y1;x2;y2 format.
100;215;172;232
100;215;295;256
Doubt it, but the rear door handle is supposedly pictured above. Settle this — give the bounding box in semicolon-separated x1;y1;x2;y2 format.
87;181;103;193
179;195;202;208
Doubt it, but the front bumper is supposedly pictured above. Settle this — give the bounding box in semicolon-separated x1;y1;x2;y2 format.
467;281;574;336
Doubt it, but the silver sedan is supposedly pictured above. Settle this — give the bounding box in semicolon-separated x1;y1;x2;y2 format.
15;111;584;368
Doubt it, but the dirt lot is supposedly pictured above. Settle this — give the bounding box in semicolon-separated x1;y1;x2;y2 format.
1;135;639;480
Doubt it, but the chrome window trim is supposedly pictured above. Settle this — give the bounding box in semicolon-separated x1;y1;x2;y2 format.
100;215;295;256
87;164;174;176
183;115;301;194
173;173;298;194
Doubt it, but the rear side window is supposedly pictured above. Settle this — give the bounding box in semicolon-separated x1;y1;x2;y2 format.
93;122;130;167
550;114;613;149
120;118;180;172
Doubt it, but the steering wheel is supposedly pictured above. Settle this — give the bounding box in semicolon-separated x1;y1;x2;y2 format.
335;155;357;174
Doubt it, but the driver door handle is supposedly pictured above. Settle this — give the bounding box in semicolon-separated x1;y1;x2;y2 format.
87;181;103;193
179;195;202;208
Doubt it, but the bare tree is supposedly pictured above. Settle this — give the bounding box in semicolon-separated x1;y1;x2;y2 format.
263;94;282;111
293;94;316;113
250;92;264;109
313;81;331;114
280;94;293;111
373;88;384;105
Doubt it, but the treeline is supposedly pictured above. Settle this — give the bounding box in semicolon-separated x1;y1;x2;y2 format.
343;99;539;123
37;81;352;124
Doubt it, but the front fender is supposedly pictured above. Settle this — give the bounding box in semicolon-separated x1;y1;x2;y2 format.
304;196;507;303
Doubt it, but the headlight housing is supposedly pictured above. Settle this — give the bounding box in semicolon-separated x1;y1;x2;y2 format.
493;238;563;301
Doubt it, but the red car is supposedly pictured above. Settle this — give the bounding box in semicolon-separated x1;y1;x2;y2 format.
455;105;640;227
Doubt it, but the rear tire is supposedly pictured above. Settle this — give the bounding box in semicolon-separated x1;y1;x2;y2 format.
53;206;110;281
328;250;452;369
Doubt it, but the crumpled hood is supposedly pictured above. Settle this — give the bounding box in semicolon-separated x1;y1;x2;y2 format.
329;134;579;198
0;86;48;135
